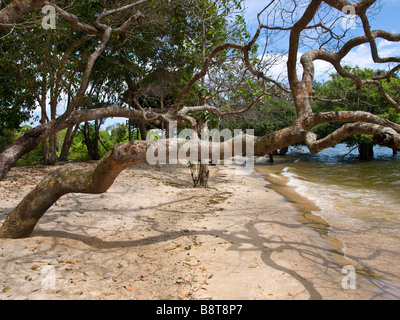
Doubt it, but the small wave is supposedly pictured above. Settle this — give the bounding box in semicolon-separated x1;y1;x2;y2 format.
280;145;400;290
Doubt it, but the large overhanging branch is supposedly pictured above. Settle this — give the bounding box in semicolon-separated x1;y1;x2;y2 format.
3;114;400;239
0;105;168;181
0;131;295;239
306;111;400;132
304;122;400;154
300;33;400;111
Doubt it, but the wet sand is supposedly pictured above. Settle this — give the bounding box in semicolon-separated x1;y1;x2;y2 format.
0;161;395;300
255;158;400;299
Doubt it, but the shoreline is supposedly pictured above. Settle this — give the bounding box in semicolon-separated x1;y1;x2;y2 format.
0;161;397;299
254;158;400;299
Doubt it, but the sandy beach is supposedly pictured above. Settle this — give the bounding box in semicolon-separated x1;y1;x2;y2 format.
0;161;393;300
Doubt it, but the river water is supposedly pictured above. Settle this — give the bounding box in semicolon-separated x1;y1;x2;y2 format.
255;144;400;293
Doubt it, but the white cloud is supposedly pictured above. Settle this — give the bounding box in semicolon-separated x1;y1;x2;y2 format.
341;40;400;72
383;0;400;7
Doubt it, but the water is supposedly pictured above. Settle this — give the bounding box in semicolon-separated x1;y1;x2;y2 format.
259;144;400;289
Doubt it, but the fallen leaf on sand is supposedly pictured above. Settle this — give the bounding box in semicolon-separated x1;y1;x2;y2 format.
123;284;138;291
31;265;40;271
168;244;182;250
58;260;76;264
184;262;201;267
179;293;187;299
2;286;11;293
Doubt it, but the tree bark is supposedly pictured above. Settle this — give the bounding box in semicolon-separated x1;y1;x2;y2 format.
60;125;79;161
47;134;57;165
190;163;209;188
0;140;150;239
0;0;45;33
358;142;374;159
1;120;400;239
0;135;256;238
138;121;147;140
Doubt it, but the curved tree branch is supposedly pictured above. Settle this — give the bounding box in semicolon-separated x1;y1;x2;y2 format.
304;122;400;154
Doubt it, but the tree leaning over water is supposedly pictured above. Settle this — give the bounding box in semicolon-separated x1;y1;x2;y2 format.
1;0;400;238
312;67;400;158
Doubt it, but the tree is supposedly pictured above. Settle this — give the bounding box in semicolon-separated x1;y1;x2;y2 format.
0;0;145;179
2;0;400;238
312;67;400;158
0;0;255;182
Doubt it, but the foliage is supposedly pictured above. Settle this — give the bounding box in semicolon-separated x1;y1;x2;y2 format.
312;67;400;149
1;121;136;164
220;95;297;136
16;126;44;165
106;123;129;144
0;47;38;134
0;129;18;153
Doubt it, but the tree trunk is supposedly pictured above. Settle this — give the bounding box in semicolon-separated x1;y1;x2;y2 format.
358;142;374;159
0;140;150;239
191;122;210;188
1;128;400;239
60;125;79;161
41;141;48;165
190;162;209;188
138;121;147;140
198;163;209;188
81;122;101;161
47;133;57;165
0;137;250;238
